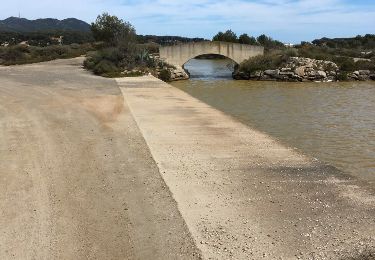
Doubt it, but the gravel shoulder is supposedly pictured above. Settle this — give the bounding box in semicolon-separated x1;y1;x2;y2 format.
0;58;200;259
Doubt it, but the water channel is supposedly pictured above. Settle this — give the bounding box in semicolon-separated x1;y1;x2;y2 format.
172;58;375;182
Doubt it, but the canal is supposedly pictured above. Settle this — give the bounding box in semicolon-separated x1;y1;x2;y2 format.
172;58;375;182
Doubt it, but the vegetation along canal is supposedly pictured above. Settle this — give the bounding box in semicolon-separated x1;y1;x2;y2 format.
173;58;375;182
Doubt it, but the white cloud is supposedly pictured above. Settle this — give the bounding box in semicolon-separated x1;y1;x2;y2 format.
1;0;374;42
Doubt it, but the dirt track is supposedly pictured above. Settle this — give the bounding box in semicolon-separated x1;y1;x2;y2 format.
0;58;200;259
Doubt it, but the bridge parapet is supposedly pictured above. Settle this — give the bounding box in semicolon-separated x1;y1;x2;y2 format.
159;41;264;67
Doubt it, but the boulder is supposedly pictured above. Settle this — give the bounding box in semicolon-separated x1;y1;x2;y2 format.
305;63;314;68
264;69;279;76
170;67;189;81
317;71;327;78
279;71;295;77
328;71;337;77
233;71;249;80
291;74;303;81
294;66;305;77
250;71;262;78
349;73;359;80
359;70;370;75
326;76;335;82
370;74;375;80
358;75;369;81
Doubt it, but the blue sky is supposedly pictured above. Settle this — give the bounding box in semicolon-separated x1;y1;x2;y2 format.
1;0;374;43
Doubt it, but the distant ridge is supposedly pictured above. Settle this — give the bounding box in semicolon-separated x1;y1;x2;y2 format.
0;17;91;32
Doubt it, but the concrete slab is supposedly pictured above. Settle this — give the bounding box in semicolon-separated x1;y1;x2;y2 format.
118;76;375;260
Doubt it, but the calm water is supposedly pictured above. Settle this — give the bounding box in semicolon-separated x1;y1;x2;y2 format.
173;59;375;182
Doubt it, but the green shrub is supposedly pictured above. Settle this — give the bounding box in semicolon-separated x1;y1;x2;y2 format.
356;60;375;70
0;44;92;65
283;48;298;57
159;69;171;82
336;72;348;81
0;45;29;64
239;54;283;73
93;60;119;75
333;57;357;71
84;46;139;76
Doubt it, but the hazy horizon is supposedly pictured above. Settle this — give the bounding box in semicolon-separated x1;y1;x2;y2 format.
1;0;374;43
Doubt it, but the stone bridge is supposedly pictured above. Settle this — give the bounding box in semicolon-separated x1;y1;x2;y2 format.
159;41;264;68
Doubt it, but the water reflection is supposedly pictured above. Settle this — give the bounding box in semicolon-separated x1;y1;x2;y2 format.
183;58;236;79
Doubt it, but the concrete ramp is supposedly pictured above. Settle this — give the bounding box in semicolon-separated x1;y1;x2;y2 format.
117;76;375;260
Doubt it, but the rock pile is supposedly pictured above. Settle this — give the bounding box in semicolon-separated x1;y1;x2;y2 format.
152;54;190;81
348;70;375;81
170;66;190;81
234;57;338;82
233;57;375;82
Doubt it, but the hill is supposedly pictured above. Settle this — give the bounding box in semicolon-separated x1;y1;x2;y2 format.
0;17;91;32
137;35;206;45
311;34;375;50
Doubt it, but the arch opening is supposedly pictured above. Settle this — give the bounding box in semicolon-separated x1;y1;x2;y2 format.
182;54;238;80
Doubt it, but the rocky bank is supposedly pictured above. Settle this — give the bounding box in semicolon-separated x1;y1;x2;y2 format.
169;66;190;81
233;57;375;82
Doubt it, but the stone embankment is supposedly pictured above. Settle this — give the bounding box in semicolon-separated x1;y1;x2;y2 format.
233;57;375;82
152;53;190;81
348;70;375;81
154;66;189;81
169;66;190;81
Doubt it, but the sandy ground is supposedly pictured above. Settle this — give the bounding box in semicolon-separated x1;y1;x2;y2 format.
0;58;200;259
118;76;375;260
0;58;374;260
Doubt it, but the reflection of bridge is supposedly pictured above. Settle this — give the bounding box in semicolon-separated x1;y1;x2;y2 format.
159;41;264;68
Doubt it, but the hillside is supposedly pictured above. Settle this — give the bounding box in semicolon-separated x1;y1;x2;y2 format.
0;17;90;32
311;34;375;50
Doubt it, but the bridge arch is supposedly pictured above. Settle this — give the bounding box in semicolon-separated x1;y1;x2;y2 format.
183;53;238;68
159;41;264;68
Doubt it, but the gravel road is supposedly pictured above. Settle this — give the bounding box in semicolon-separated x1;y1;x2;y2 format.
0;58;201;259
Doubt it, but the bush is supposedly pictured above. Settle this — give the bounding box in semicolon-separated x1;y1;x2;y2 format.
0;44;92;65
239;54;283;74
356;60;375;70
0;45;28;63
283;48;298;57
336;72;348;81
333;57;357;71
93;60;119;75
159;69;171;82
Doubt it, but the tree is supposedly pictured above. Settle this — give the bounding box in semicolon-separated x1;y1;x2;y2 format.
257;34;284;49
212;30;238;43
238;34;258;45
257;34;270;46
91;13;136;45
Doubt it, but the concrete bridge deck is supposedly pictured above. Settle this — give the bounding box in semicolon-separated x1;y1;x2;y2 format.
159;41;264;67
